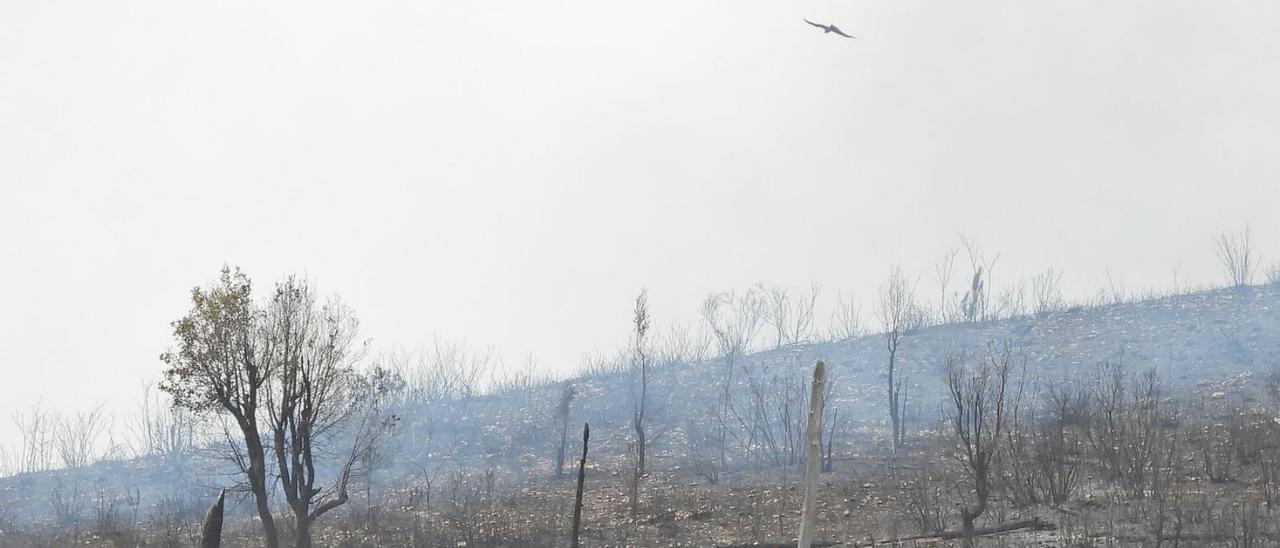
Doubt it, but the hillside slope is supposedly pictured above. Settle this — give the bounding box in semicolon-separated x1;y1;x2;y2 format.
1;284;1277;529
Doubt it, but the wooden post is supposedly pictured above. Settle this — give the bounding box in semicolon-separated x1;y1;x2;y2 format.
797;361;826;548
570;423;590;548
201;489;226;548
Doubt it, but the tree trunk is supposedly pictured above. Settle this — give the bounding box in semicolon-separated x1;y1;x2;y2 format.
961;471;990;548
960;508;976;548
201;489;226;548
571;423;590;548
556;412;570;477
797;361;826;548
630;415;646;512
245;433;280;548
636;423;646;477
887;345;901;456
295;513;312;548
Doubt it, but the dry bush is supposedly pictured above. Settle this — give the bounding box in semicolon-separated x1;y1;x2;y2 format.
1030;267;1065;315
684;417;722;485
1228;498;1267;548
1084;361;1180;497
128;383;198;466
1214;227;1257;288
1188;404;1235;484
49;479;85;531
146;492;203;548
827;292;864;342
1213;226;1254;286
1028;377;1092;507
904;464;948;534
740;361;809;467
1001;392;1084;508
1262;444;1280;508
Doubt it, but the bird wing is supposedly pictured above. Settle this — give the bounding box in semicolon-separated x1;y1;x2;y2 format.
804;19;826;29
832;28;857;38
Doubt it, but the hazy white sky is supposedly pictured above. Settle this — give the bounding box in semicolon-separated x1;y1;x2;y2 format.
1;1;1278;446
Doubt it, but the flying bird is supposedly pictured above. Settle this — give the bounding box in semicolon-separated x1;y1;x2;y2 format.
804;19;856;39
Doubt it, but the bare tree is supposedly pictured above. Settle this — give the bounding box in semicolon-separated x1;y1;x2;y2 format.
430;338;495;400
740;359;809;467
486;353;548;398
879;266;922;455
702;288;766;474
703;288;766;359
1214;227;1257;288
945;343;1017;547
656;322;709;367
128;383;197;465
385;348;426;403
1030;267;1065;315
1267;261;1280;285
932;246;960;324
826;292;863;342
12;402;54;473
628;288;652;511
53;403;109;469
765;284;820;348
391;339;497;403
0;446;13;478
579;349;628;378
822;403;841;473
765;285;793;349
261;276;394;548
995;277;1028;319
1102;270;1129;306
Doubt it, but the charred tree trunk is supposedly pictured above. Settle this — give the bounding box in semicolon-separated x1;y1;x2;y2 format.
571;423;590;548
797;361;827;548
552;409;568;476
201;489;227;548
555;384;576;477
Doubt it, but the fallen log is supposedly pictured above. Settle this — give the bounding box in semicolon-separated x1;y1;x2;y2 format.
719;541;840;547
854;517;1055;545
1108;532;1280;544
717;517;1054;547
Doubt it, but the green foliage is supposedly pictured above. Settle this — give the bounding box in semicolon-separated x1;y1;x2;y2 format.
159;265;258;413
